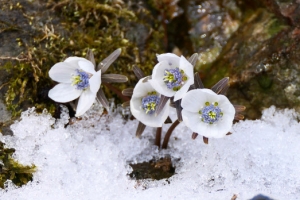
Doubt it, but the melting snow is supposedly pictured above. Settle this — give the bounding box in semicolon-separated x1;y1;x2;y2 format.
0;105;299;200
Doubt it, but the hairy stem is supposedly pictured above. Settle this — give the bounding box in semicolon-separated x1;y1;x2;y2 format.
155;127;162;148
102;83;130;102
162;119;180;149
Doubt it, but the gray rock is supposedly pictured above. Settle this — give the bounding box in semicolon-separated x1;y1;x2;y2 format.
0;99;11;124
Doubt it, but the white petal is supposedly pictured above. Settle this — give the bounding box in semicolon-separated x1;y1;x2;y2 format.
130;77;170;127
173;80;190;101
150;60;181;97
49;62;77;83
181;89;213;112
179;55;194;80
142;103;170;127
131;77;157;102
48;83;81;102
64;57;87;63
181;89;235;138
75;89;96;117
182;109;229;138
130;98;170;127
78;60;96;75
148;79;175;97
132;77;157;98
89;70;101;93
157;53;180;67
200;88;217;95
206;118;233;138
217;95;236;117
182;110;209;135
152;61;170;80
130;97;143;113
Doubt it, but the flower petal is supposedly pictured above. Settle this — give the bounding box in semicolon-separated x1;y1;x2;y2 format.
130;77;170;127
132;77;157;98
182;109;230;138
148;79;175;97
89;70;101;93
217;95;236;117
78;59;96;75
181;88;235;138
179;55;194;80
182;110;209;135
150;60;176;97
131;98;170;127
49;62;77;83
152;61;171;80
206;117;233;138
173;80;190;101
64;57;87;63
48;83;81;102
181;89;215;112
75;89;96;117
157;53;180;67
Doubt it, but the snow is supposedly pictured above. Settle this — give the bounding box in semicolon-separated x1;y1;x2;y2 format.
0;104;300;200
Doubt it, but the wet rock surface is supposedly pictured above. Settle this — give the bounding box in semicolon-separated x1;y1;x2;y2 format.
202;1;300;119
0;0;300;121
163;0;300;119
0;0;60;133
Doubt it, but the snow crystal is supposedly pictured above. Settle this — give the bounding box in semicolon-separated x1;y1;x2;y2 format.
0;105;299;200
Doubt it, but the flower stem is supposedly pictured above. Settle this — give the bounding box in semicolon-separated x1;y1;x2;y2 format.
162;119;180;149
192;132;198;139
102;83;130;102
155;127;162;148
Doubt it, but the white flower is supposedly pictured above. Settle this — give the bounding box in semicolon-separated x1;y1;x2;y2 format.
149;53;194;101
48;57;101;117
130;77;170;127
181;88;235;138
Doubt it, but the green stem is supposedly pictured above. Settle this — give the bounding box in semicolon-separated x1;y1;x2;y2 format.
162;119;180;149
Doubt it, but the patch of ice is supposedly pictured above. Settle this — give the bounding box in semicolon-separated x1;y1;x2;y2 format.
0;105;299;200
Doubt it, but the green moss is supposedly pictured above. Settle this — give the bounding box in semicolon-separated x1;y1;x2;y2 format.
0;0;165;116
256;73;273;89
267;18;288;37
0;141;36;188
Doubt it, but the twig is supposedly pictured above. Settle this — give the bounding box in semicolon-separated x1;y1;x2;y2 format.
0;56;28;61
0;82;9;90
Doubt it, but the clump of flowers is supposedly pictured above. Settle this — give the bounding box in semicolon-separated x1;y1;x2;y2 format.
49;50;245;149
125;53;245;149
48;49;127;116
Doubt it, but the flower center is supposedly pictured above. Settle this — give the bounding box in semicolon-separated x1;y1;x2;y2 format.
163;68;187;91
141;92;160;115
72;69;90;90
199;102;223;124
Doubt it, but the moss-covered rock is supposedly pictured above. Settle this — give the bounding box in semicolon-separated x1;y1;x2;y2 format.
0;141;36;188
1;0;300;120
0;0;165;121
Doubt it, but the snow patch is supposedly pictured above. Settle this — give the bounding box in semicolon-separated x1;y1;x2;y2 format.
0;105;299;199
